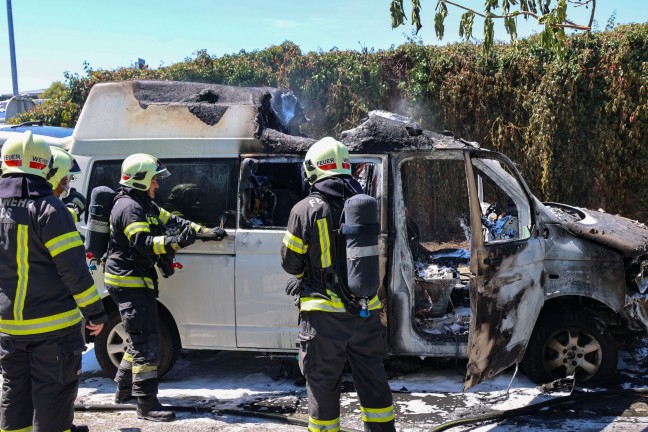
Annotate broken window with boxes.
[238,158,381,230]
[471,157,532,243]
[400,157,471,337]
[239,159,307,229]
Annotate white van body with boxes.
[67,81,648,389]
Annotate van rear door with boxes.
[464,152,545,389]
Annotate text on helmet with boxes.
[3,154,22,167]
[317,157,338,171]
[30,156,50,170]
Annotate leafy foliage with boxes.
[391,0,595,54]
[12,25,648,221]
[41,81,68,99]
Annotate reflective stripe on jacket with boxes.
[0,176,107,337]
[104,188,193,289]
[280,188,380,313]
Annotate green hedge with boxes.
[15,24,648,220]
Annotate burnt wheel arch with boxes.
[521,310,618,385]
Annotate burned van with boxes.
[66,80,648,389]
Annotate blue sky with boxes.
[1,0,646,94]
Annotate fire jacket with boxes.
[104,188,203,290]
[281,175,381,313]
[0,175,107,337]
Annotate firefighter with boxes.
[46,146,86,222]
[280,137,396,432]
[0,131,107,432]
[105,153,226,422]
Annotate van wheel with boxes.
[521,311,617,385]
[94,309,181,379]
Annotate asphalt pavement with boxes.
[74,346,648,432]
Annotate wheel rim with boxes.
[542,327,603,381]
[106,322,129,368]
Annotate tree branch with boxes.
[439,0,593,32]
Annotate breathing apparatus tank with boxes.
[84,186,116,262]
[340,193,380,317]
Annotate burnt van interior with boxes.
[238,159,381,230]
[400,157,472,338]
[400,155,531,340]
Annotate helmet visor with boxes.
[154,160,171,180]
[69,158,81,175]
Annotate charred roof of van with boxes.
[131,81,478,154]
[71,80,480,156]
[132,80,307,134]
[261,110,480,154]
[72,81,310,148]
[339,111,479,153]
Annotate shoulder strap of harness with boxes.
[308,191,358,309]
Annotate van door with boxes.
[234,156,386,350]
[84,158,239,349]
[464,152,545,389]
[234,156,308,350]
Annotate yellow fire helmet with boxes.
[1,131,52,178]
[303,137,351,185]
[120,153,170,191]
[46,146,81,191]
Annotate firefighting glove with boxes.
[200,227,227,241]
[167,226,196,251]
[63,188,87,218]
[285,276,304,297]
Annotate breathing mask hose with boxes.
[426,387,648,432]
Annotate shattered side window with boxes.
[238,159,381,230]
[352,162,379,199]
[239,161,308,229]
[401,157,472,336]
[472,157,532,243]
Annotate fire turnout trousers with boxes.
[0,328,84,432]
[298,310,396,432]
[106,285,160,397]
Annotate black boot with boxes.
[115,387,137,404]
[71,425,89,432]
[136,395,176,422]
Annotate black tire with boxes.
[521,310,618,385]
[93,308,181,380]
